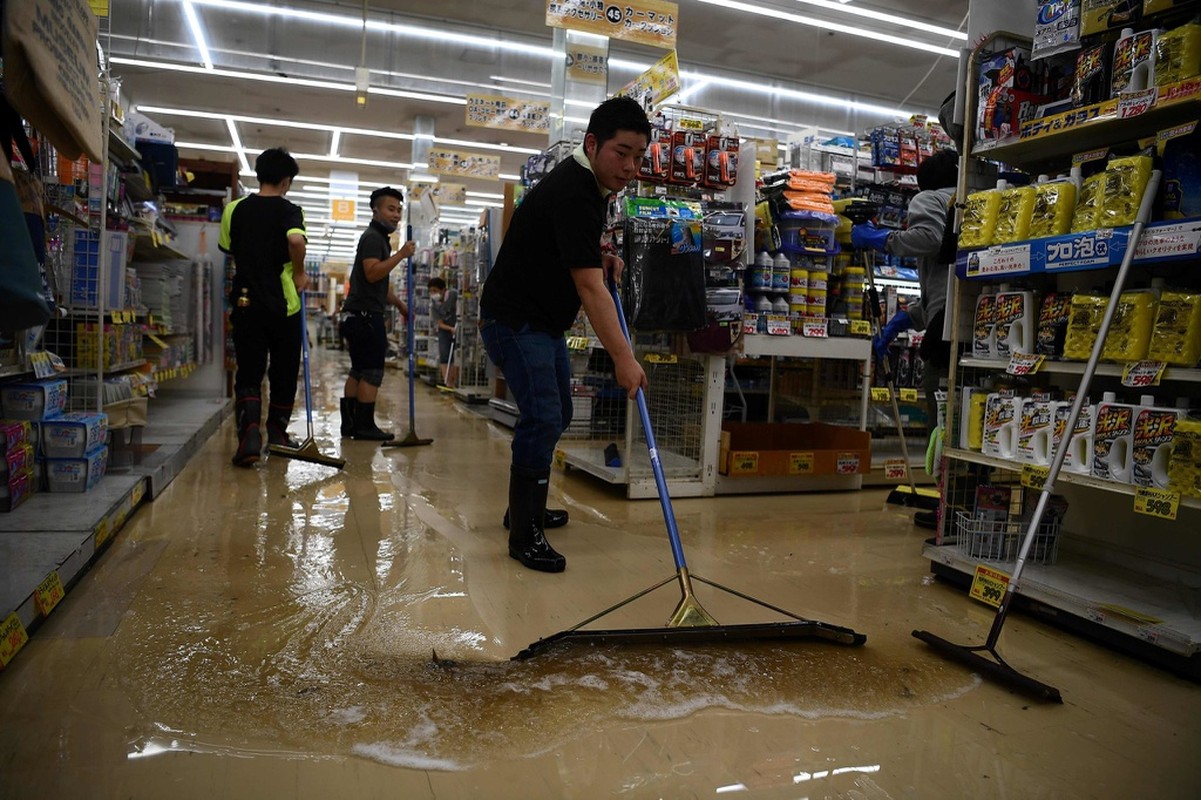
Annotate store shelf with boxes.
[943,446,1201,511]
[107,128,140,166]
[956,217,1201,280]
[922,541,1201,661]
[971,77,1201,170]
[556,443,710,499]
[153,362,198,384]
[715,472,863,494]
[959,357,1201,383]
[742,334,871,360]
[45,202,90,227]
[132,233,188,262]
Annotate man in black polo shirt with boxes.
[480,96,650,573]
[220,147,308,467]
[340,186,416,441]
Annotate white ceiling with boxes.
[104,0,969,252]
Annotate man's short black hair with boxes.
[370,186,404,210]
[427,277,446,290]
[255,147,300,185]
[917,148,959,192]
[586,96,652,148]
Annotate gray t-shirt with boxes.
[431,287,458,328]
[885,187,955,331]
[343,221,392,314]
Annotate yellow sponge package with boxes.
[993,186,1037,244]
[960,188,1002,248]
[1155,21,1201,87]
[1063,293,1108,360]
[1102,155,1154,227]
[1102,290,1158,362]
[1168,418,1201,499]
[1071,172,1106,232]
[1029,181,1078,238]
[1148,291,1201,366]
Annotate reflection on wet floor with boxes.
[2,347,1200,799]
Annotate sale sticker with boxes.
[788,451,814,475]
[1133,486,1179,521]
[884,457,908,480]
[1021,464,1051,490]
[34,571,65,617]
[970,564,1010,608]
[1007,352,1045,376]
[1121,360,1166,388]
[0,613,28,669]
[850,320,872,336]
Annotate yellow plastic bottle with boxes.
[960,180,1006,248]
[993,185,1037,244]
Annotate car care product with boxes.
[1037,291,1073,358]
[974,286,998,358]
[1101,154,1155,227]
[994,284,1035,358]
[1167,416,1201,499]
[1092,392,1140,482]
[983,391,1020,458]
[1111,27,1159,97]
[959,181,1005,248]
[1133,397,1189,488]
[1017,393,1058,464]
[994,185,1037,244]
[1063,293,1108,360]
[1102,284,1159,362]
[1058,395,1096,474]
[1071,171,1107,232]
[1148,289,1201,366]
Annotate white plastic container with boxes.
[1132,398,1189,489]
[1057,397,1097,475]
[994,284,1035,358]
[983,392,1020,459]
[45,445,108,493]
[1017,395,1059,464]
[40,412,109,459]
[973,287,997,359]
[1092,393,1145,483]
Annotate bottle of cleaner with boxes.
[1059,396,1097,475]
[1030,398,1070,466]
[1017,393,1057,464]
[973,287,998,359]
[1132,397,1190,488]
[983,391,1020,459]
[773,253,792,294]
[1092,392,1140,482]
[994,283,1035,358]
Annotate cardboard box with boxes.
[719,422,872,477]
[41,412,108,459]
[977,48,1048,141]
[104,397,149,429]
[45,446,108,493]
[0,379,68,421]
[0,420,33,454]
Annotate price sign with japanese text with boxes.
[1021,464,1051,490]
[1133,486,1179,521]
[899,388,919,403]
[730,451,759,475]
[871,387,891,403]
[34,571,65,617]
[644,353,678,364]
[1121,360,1166,388]
[884,458,907,480]
[1044,230,1113,270]
[1007,352,1045,376]
[1117,87,1156,118]
[850,320,872,336]
[789,451,814,475]
[766,314,791,336]
[801,318,828,338]
[0,613,28,668]
[970,564,1010,608]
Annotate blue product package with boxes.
[1160,120,1201,219]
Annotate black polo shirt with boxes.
[481,157,608,334]
[219,194,306,317]
[343,220,393,314]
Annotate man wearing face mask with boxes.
[339,186,417,441]
[479,96,651,573]
[427,276,458,388]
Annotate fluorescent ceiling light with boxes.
[224,118,250,173]
[792,0,967,40]
[466,190,504,200]
[675,79,711,105]
[329,130,341,157]
[695,0,958,58]
[181,2,214,70]
[490,75,552,89]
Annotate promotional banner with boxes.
[615,49,680,107]
[466,95,551,133]
[428,149,502,180]
[329,170,359,223]
[566,44,609,84]
[546,0,678,50]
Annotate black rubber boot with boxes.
[266,402,299,448]
[232,391,262,467]
[340,397,356,438]
[507,465,565,573]
[503,507,568,530]
[353,401,394,441]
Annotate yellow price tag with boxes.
[95,517,112,548]
[850,320,872,336]
[1133,486,1179,521]
[34,571,65,617]
[131,480,145,506]
[644,353,678,365]
[1021,464,1050,490]
[566,336,590,351]
[969,564,1010,608]
[871,387,891,402]
[678,117,705,131]
[553,449,566,469]
[899,388,919,403]
[788,451,814,475]
[730,451,759,475]
[1121,360,1166,389]
[0,612,29,668]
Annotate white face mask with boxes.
[430,292,443,302]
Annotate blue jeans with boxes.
[479,320,572,471]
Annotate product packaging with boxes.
[994,286,1035,358]
[1112,27,1160,96]
[1058,399,1096,474]
[1063,293,1108,360]
[1167,417,1201,498]
[1092,392,1140,482]
[983,392,1021,458]
[1160,120,1201,218]
[0,379,69,421]
[41,412,109,459]
[1102,289,1158,362]
[974,486,1014,553]
[1071,43,1112,106]
[960,387,989,450]
[1154,21,1201,87]
[45,445,109,493]
[1029,179,1079,238]
[670,131,705,186]
[1070,172,1107,232]
[1148,290,1201,365]
[960,186,1004,247]
[974,287,998,358]
[1082,0,1141,37]
[993,185,1037,244]
[704,135,739,189]
[1037,292,1074,357]
[1101,154,1154,227]
[0,420,33,454]
[1017,393,1059,464]
[1132,399,1188,488]
[1034,1,1084,61]
[977,48,1045,141]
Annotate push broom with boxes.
[268,294,347,469]
[841,199,939,510]
[913,170,1163,703]
[513,280,867,659]
[383,225,433,448]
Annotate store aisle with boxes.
[1,347,1198,799]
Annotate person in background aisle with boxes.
[851,148,959,529]
[339,186,417,441]
[220,147,309,468]
[428,276,458,388]
[479,96,650,573]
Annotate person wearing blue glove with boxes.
[853,149,960,530]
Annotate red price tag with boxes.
[884,458,907,480]
[1118,88,1156,119]
[802,319,828,338]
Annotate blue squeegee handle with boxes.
[607,280,688,572]
[406,224,417,429]
[299,293,314,438]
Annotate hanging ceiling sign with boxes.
[614,49,680,107]
[466,95,552,133]
[546,0,678,50]
[566,44,609,84]
[329,170,358,223]
[428,149,502,181]
[437,183,468,205]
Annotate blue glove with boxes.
[851,223,891,253]
[873,309,912,362]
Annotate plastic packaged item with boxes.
[1034,1,1083,61]
[772,296,791,315]
[1148,290,1201,366]
[1082,0,1141,37]
[1016,394,1059,464]
[1070,171,1106,232]
[994,285,1035,358]
[45,445,109,493]
[0,379,69,421]
[993,185,1037,244]
[1112,27,1159,97]
[772,253,792,292]
[704,135,740,189]
[1071,42,1112,106]
[0,420,33,454]
[973,287,998,359]
[1132,398,1189,488]
[754,294,773,313]
[1155,21,1201,87]
[1092,392,1142,482]
[1029,179,1078,238]
[1101,154,1154,227]
[1030,400,1071,464]
[1037,292,1073,357]
[1167,417,1201,498]
[789,267,809,299]
[1160,120,1201,219]
[41,412,109,459]
[1058,399,1096,474]
[983,392,1021,458]
[959,185,1004,247]
[977,48,1045,141]
[1101,288,1158,362]
[960,387,989,450]
[1063,293,1108,360]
